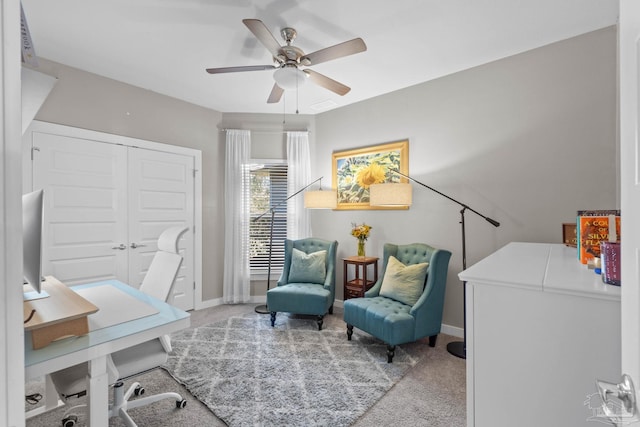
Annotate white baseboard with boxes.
[196,295,264,310]
[195,297,224,310]
[250,296,266,304]
[441,323,464,339]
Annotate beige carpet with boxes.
[25,304,466,426]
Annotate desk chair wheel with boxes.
[177,399,187,409]
[62,414,77,427]
[134,385,145,396]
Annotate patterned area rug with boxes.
[163,312,426,426]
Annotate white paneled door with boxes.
[30,130,195,310]
[32,132,129,284]
[619,0,640,425]
[127,147,194,309]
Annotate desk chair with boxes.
[49,226,189,427]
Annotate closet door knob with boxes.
[130,242,146,249]
[111,244,127,250]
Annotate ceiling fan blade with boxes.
[267,83,284,103]
[243,19,282,58]
[206,65,276,74]
[302,38,367,66]
[304,69,351,96]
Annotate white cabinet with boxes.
[462,242,621,427]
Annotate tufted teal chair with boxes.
[267,238,338,330]
[343,242,451,362]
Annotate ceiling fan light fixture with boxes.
[273,66,307,90]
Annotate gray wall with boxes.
[313,26,617,328]
[28,26,617,330]
[31,58,224,301]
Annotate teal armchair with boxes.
[343,242,451,362]
[267,238,338,330]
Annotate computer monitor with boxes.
[23,189,47,300]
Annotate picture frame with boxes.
[563,223,577,247]
[332,140,409,210]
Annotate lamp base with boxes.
[254,304,270,314]
[446,340,466,359]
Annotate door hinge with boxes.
[31,146,40,160]
[193,169,198,177]
[193,281,196,289]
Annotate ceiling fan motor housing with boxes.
[280,27,297,44]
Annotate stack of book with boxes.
[576,209,621,265]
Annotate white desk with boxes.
[25,279,190,427]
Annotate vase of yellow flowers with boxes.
[351,223,372,258]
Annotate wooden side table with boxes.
[343,256,379,300]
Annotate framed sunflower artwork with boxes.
[332,140,409,210]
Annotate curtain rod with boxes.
[220,128,310,134]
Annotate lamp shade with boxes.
[273,66,307,90]
[304,190,337,209]
[369,183,412,206]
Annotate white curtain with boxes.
[286,131,312,239]
[223,130,251,303]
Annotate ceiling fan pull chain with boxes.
[296,73,300,114]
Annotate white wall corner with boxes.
[21,67,57,134]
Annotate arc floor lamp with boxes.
[370,171,499,359]
[253,176,336,314]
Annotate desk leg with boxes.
[25,375,65,419]
[44,374,60,408]
[87,355,109,427]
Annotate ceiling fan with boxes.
[206,19,367,104]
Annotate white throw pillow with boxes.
[379,256,429,306]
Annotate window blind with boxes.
[249,163,288,273]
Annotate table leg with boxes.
[343,260,348,299]
[373,262,378,284]
[362,263,368,297]
[87,355,109,427]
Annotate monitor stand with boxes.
[23,282,50,301]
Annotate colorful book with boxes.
[576,210,621,264]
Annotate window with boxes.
[249,163,288,275]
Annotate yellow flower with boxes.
[351,223,372,241]
[356,162,386,189]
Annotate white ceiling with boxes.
[21,0,618,115]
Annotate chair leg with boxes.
[387,345,396,363]
[270,312,276,327]
[328,304,334,315]
[109,378,187,427]
[316,315,324,331]
[347,324,353,341]
[429,334,438,347]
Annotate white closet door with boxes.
[31,130,196,311]
[127,147,195,310]
[32,132,128,284]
